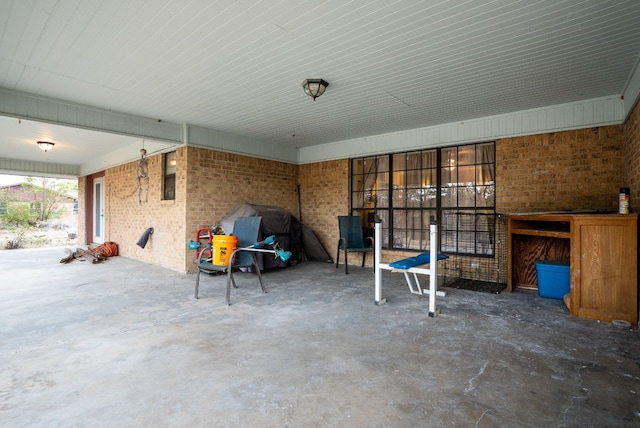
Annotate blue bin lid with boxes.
[534,260,569,267]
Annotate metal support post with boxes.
[428,221,439,317]
[374,218,385,305]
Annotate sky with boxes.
[0,175,77,187]
[0,174,25,186]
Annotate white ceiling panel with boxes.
[0,115,143,164]
[1,0,640,173]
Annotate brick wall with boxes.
[624,99,640,212]
[496,126,626,213]
[298,127,629,272]
[103,147,187,271]
[184,147,300,270]
[85,146,301,272]
[81,115,638,274]
[298,159,350,263]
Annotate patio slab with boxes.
[1,247,638,427]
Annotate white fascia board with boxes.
[79,140,182,177]
[187,124,297,164]
[298,96,625,164]
[623,58,640,120]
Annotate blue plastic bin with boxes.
[534,260,570,299]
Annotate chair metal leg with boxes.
[225,255,267,306]
[345,250,349,274]
[336,245,341,269]
[230,272,238,288]
[195,269,201,299]
[226,269,233,306]
[361,251,366,267]
[252,254,267,294]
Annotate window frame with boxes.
[350,142,496,257]
[163,151,176,201]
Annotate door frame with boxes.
[92,177,105,244]
[85,172,106,244]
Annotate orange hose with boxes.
[91,241,119,258]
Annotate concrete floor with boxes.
[1,247,639,428]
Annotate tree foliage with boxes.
[0,177,78,226]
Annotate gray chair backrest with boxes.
[232,216,262,266]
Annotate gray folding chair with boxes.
[195,216,266,305]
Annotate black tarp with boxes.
[221,204,332,269]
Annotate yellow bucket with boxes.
[212,235,238,266]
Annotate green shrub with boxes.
[5,229,26,249]
[1,203,38,227]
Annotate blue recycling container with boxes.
[534,260,570,299]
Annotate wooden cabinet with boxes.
[508,213,638,325]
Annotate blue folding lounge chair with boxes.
[195,216,266,305]
[336,215,374,274]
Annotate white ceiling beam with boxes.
[0,88,183,144]
[0,157,79,178]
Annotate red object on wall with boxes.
[195,228,213,260]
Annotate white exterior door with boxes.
[92,177,105,244]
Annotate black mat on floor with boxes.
[446,279,506,294]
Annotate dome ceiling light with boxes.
[301,79,329,101]
[37,141,55,152]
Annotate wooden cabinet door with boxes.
[571,216,637,325]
